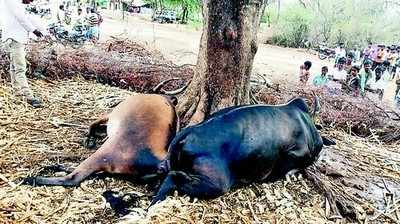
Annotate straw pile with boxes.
[1,76,399,223]
[252,83,400,143]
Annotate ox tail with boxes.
[24,141,115,187]
[321,136,336,146]
[311,94,321,118]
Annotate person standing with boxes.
[57,4,66,25]
[334,43,346,65]
[363,44,373,64]
[372,45,386,71]
[347,65,361,96]
[373,67,391,101]
[359,60,373,96]
[387,48,398,78]
[326,57,348,95]
[353,47,361,64]
[299,61,312,84]
[1,0,44,107]
[85,8,100,41]
[312,66,329,87]
[395,68,400,100]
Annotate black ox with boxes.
[151,97,335,205]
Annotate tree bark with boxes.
[178,0,267,125]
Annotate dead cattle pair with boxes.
[24,80,185,187]
[151,97,336,206]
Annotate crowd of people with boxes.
[300,43,400,109]
[1,0,103,108]
[54,1,103,41]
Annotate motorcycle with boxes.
[48,23,90,48]
[317,45,336,60]
[38,8,52,19]
[26,5,52,19]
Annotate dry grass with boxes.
[0,76,399,223]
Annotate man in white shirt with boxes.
[57,4,66,25]
[334,43,346,65]
[326,57,348,95]
[1,0,43,107]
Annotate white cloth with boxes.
[354,50,361,61]
[370,71,391,91]
[57,10,66,24]
[335,47,346,59]
[326,68,347,90]
[0,0,38,44]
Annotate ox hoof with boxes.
[102,190,140,217]
[22,177,37,186]
[285,169,301,184]
[84,136,97,149]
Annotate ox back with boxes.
[152,98,328,205]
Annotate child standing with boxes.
[299,61,312,84]
[313,66,329,87]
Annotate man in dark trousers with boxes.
[1,0,44,107]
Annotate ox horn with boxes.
[152,78,191,95]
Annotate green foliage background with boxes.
[141,0,400,48]
[267,0,400,48]
[143,0,201,24]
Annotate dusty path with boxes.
[99,10,327,79]
[99,10,397,107]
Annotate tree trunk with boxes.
[177,0,267,125]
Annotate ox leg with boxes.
[85,115,109,149]
[267,145,312,182]
[150,171,229,207]
[24,149,110,187]
[150,173,177,206]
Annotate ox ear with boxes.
[163,95,178,106]
[170,96,178,106]
[287,97,309,113]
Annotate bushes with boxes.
[268,0,400,49]
[270,5,312,48]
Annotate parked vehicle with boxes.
[317,45,336,60]
[48,23,92,48]
[26,4,52,19]
[152,10,177,23]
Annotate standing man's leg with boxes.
[8,39,41,107]
[396,84,400,98]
